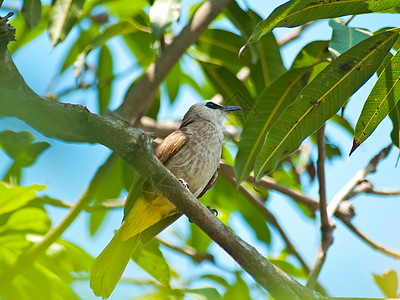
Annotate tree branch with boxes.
[114,0,233,124]
[327,144,392,218]
[307,124,334,291]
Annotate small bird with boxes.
[90,101,241,298]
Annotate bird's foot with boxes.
[178,178,190,190]
[206,206,218,217]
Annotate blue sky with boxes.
[1,0,400,298]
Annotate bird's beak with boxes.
[222,106,242,113]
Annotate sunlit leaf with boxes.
[389,102,400,149]
[89,158,123,236]
[269,259,307,280]
[291,41,331,69]
[21,0,42,29]
[60,23,100,72]
[132,240,171,286]
[247,0,400,44]
[149,0,180,39]
[3,207,51,234]
[177,287,222,300]
[124,31,155,68]
[329,19,372,58]
[200,62,253,119]
[201,274,230,288]
[223,272,251,300]
[235,67,314,185]
[0,182,45,214]
[165,61,181,103]
[254,28,400,180]
[352,49,400,154]
[48,0,84,46]
[373,270,398,298]
[97,45,113,112]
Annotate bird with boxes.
[89,100,242,298]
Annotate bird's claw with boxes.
[206,206,218,217]
[178,178,189,190]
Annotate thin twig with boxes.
[156,237,214,263]
[338,217,400,259]
[306,124,334,291]
[277,22,315,47]
[35,196,124,211]
[327,144,392,218]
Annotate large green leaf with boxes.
[373,270,398,298]
[200,62,253,119]
[177,288,222,300]
[132,240,171,286]
[0,182,45,214]
[48,0,85,46]
[165,61,181,104]
[1,207,51,234]
[9,6,50,54]
[352,49,400,154]
[193,28,249,73]
[234,67,314,185]
[223,272,251,300]
[97,45,113,113]
[328,19,372,58]
[254,28,400,180]
[225,3,285,91]
[389,102,400,148]
[21,0,42,29]
[89,158,123,236]
[149,0,180,39]
[247,0,400,44]
[123,31,155,68]
[60,23,100,73]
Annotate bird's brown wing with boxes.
[197,166,219,199]
[155,129,188,164]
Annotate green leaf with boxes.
[48,0,84,46]
[132,240,171,286]
[189,222,212,253]
[291,40,331,69]
[0,130,50,167]
[389,102,400,148]
[254,28,400,180]
[149,0,180,39]
[269,259,307,280]
[192,29,248,73]
[235,67,314,185]
[249,31,287,93]
[352,48,400,154]
[3,207,51,234]
[177,288,222,300]
[89,158,123,236]
[0,182,45,215]
[60,23,100,73]
[124,31,155,68]
[9,6,50,54]
[200,62,253,119]
[330,114,354,136]
[329,19,372,58]
[373,270,398,298]
[223,272,251,300]
[201,274,230,288]
[247,0,400,44]
[21,0,42,29]
[97,45,113,112]
[165,61,181,103]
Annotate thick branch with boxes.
[114,0,233,123]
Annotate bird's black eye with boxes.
[205,102,222,109]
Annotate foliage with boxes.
[1,0,400,299]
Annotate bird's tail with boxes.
[89,227,140,299]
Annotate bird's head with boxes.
[181,101,242,128]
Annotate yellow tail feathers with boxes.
[89,229,139,299]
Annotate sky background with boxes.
[1,0,400,298]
